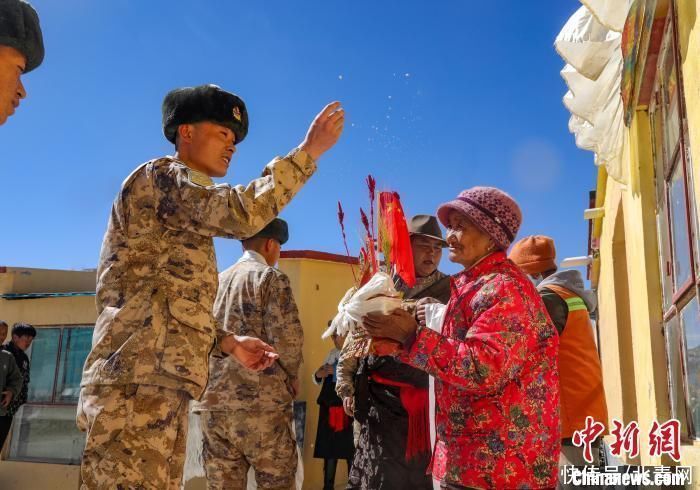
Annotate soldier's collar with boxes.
[169,155,216,187]
[188,168,215,187]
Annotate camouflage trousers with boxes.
[76,384,189,490]
[200,409,297,490]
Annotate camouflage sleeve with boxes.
[262,270,304,381]
[210,278,234,357]
[335,334,359,399]
[155,152,316,239]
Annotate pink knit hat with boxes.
[437,187,522,250]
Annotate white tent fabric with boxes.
[582,0,633,31]
[555,1,633,184]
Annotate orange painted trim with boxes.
[280,250,359,265]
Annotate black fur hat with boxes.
[0,0,44,72]
[162,84,249,145]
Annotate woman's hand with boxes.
[361,308,418,343]
[415,297,441,327]
[315,364,334,379]
[1,390,12,408]
[343,396,355,417]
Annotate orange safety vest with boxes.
[544,284,609,439]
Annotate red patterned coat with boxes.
[402,251,560,489]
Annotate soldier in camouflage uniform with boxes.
[194,217,303,490]
[77,84,344,490]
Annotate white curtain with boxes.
[555,1,633,184]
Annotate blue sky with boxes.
[1,0,595,276]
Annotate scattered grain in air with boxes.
[404,73,411,78]
[338,75,344,80]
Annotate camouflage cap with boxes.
[162,84,248,145]
[0,0,44,72]
[249,218,289,245]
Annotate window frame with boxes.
[650,2,700,440]
[6,324,94,465]
[652,11,697,309]
[25,325,93,406]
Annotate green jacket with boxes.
[0,351,23,417]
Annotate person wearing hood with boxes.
[509,235,608,472]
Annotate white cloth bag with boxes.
[423,303,447,490]
[322,272,403,339]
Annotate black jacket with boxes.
[2,342,30,417]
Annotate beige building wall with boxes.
[595,112,668,466]
[0,253,356,490]
[0,267,96,488]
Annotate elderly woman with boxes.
[363,187,560,489]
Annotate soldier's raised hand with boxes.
[299,101,345,161]
[223,335,279,371]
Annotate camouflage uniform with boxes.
[76,384,188,490]
[78,151,315,490]
[193,250,304,489]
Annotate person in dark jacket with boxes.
[0,322,35,448]
[0,349,23,436]
[313,330,355,490]
[336,215,452,490]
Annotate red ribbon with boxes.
[328,406,350,432]
[370,373,430,460]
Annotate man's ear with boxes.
[177,124,194,144]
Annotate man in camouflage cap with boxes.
[77,84,344,489]
[194,218,303,489]
[0,0,44,126]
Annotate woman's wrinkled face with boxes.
[445,211,495,269]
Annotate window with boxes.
[8,326,93,464]
[650,5,700,439]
